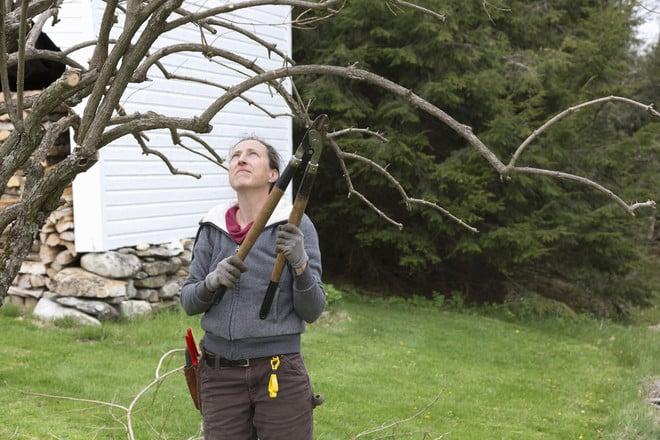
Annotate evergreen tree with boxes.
[294,0,657,316]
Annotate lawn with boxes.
[0,289,658,439]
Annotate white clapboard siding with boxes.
[42,0,293,252]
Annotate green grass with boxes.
[0,290,658,439]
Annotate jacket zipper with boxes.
[227,244,240,341]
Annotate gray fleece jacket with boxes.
[180,198,326,360]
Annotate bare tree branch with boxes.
[509,96,660,167]
[78,0,174,143]
[389,0,446,21]
[26,5,62,48]
[169,129,228,171]
[164,0,341,32]
[23,114,80,197]
[512,166,657,215]
[327,137,403,229]
[6,47,87,70]
[15,0,30,122]
[206,18,294,64]
[3,0,59,33]
[352,393,443,439]
[155,69,293,120]
[20,348,188,440]
[328,127,389,142]
[91,0,119,69]
[336,145,479,232]
[132,43,305,123]
[0,0,20,127]
[0,201,22,236]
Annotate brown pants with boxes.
[198,353,314,440]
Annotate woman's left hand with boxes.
[276,223,308,271]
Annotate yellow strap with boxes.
[268,356,280,398]
[268,373,279,398]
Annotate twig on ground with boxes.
[352,393,443,439]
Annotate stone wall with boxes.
[8,238,193,325]
[33,240,192,325]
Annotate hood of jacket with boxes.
[199,197,293,233]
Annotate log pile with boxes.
[39,190,76,280]
[3,90,75,308]
[7,186,77,306]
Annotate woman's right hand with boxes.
[204,255,248,291]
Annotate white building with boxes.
[42,0,294,252]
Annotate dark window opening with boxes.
[0,31,66,91]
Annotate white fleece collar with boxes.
[199,197,293,233]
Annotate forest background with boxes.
[294,0,660,319]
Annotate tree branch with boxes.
[328,127,389,142]
[352,393,442,439]
[6,47,87,71]
[388,0,446,21]
[169,129,228,171]
[15,0,30,123]
[164,0,341,32]
[23,114,80,197]
[90,0,118,69]
[26,5,63,48]
[194,64,655,219]
[327,137,403,229]
[132,43,305,123]
[0,201,23,236]
[337,145,478,232]
[20,348,189,440]
[512,166,657,215]
[78,0,172,143]
[0,0,19,128]
[155,69,293,120]
[509,96,660,167]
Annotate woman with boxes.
[180,137,326,440]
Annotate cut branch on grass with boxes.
[351,392,443,439]
[20,348,191,440]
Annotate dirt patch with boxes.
[643,377,660,408]
[315,309,351,328]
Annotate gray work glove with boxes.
[204,255,247,291]
[276,223,309,271]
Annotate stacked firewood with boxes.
[9,186,76,306]
[39,187,76,278]
[2,90,73,307]
[0,169,25,211]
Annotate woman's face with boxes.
[228,139,278,192]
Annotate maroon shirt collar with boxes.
[225,205,253,244]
